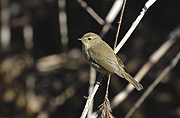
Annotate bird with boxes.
[78,32,143,91]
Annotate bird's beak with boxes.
[77,38,82,41]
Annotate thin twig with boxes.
[113,0,127,50]
[115,0,157,54]
[97,1,127,117]
[106,0,126,100]
[105,75,111,98]
[111,23,180,109]
[125,51,180,118]
[106,0,126,101]
[97,1,127,115]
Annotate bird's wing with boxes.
[88,44,121,74]
[116,55,125,68]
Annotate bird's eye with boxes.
[88,38,91,40]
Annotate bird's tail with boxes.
[124,72,143,91]
[117,69,143,91]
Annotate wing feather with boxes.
[89,42,121,74]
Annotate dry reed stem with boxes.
[114,0,157,54]
[59,0,69,51]
[77,0,105,25]
[111,23,180,109]
[125,51,180,118]
[0,0,11,51]
[87,68,96,118]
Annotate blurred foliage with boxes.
[0,0,180,118]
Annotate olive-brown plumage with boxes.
[78,32,143,91]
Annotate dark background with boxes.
[0,0,180,118]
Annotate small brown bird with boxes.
[78,32,143,91]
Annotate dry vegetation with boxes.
[0,0,180,118]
